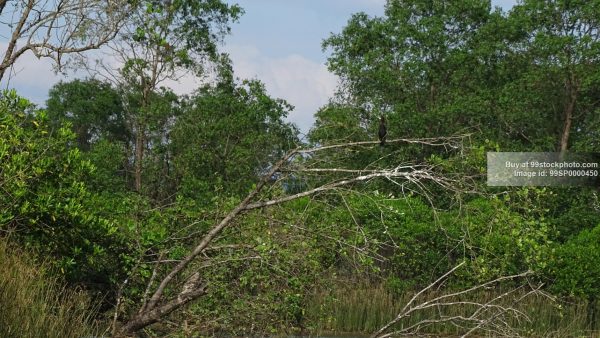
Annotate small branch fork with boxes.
[0,0,130,82]
[371,262,539,338]
[116,136,466,336]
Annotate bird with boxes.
[378,115,387,146]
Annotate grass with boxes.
[306,282,598,337]
[0,239,99,338]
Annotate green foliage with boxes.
[448,193,553,282]
[0,90,127,291]
[548,188,600,241]
[309,104,370,145]
[156,204,328,335]
[117,0,243,200]
[319,0,600,153]
[172,61,298,199]
[46,79,129,150]
[83,139,130,193]
[121,0,243,94]
[547,224,600,299]
[5,0,600,335]
[322,0,501,139]
[129,0,243,73]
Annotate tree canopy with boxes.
[2,0,600,336]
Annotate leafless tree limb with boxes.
[139,252,164,315]
[0,0,130,82]
[117,136,467,335]
[371,261,537,338]
[297,135,468,154]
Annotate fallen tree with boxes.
[114,135,467,336]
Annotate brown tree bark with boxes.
[134,122,145,192]
[0,0,34,83]
[134,83,151,193]
[117,286,207,336]
[115,136,466,336]
[0,0,8,15]
[559,74,579,155]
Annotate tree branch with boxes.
[298,136,467,154]
[118,136,466,335]
[0,0,129,82]
[139,148,299,314]
[372,262,536,338]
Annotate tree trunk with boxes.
[124,141,132,188]
[559,74,579,156]
[134,122,145,192]
[117,286,207,336]
[0,0,8,16]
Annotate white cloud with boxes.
[224,43,338,135]
[0,41,340,135]
[161,72,208,96]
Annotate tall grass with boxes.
[306,282,597,337]
[0,239,98,338]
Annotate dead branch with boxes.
[297,136,468,154]
[0,0,130,82]
[245,167,451,211]
[371,262,537,338]
[117,136,467,336]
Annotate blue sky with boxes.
[221,0,516,134]
[1,0,516,134]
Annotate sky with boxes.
[1,0,516,135]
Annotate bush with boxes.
[0,89,127,293]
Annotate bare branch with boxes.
[298,135,467,155]
[116,149,300,334]
[139,252,165,315]
[371,262,537,338]
[0,0,35,81]
[245,167,447,211]
[0,0,130,82]
[372,262,466,337]
[118,136,467,335]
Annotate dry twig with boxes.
[371,262,538,338]
[117,136,467,335]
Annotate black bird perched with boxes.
[378,115,387,146]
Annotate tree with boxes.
[115,135,463,335]
[121,85,180,198]
[45,79,135,193]
[171,61,299,199]
[0,90,127,292]
[322,0,498,140]
[95,0,242,193]
[321,0,600,154]
[0,0,130,82]
[46,79,128,150]
[547,225,600,329]
[508,0,600,153]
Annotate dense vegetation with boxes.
[1,0,600,336]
